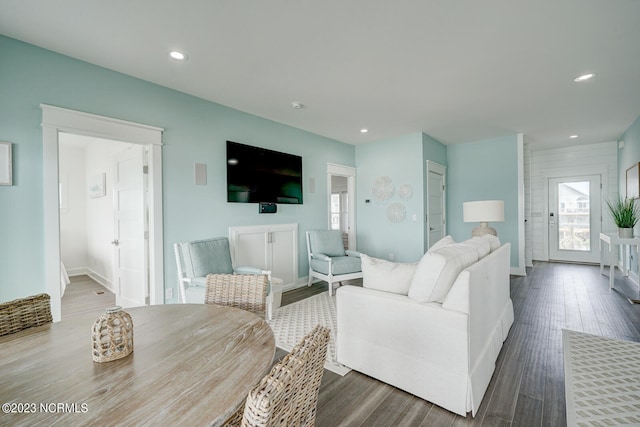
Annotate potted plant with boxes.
[607,196,640,238]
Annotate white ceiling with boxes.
[2,0,639,147]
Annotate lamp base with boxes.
[471,222,497,237]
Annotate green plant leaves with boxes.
[606,197,640,228]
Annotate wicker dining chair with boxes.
[224,324,331,427]
[205,273,269,318]
[0,293,53,336]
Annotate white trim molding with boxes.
[515,134,526,276]
[41,104,164,321]
[327,163,357,250]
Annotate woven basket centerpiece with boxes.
[91,306,133,363]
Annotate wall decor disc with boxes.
[386,202,406,223]
[372,176,395,202]
[398,184,413,199]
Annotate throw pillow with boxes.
[408,243,479,303]
[428,235,455,252]
[481,234,501,251]
[361,254,417,295]
[461,237,491,259]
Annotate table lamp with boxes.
[463,200,504,237]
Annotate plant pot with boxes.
[618,228,634,238]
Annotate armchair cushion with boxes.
[345,250,362,258]
[311,253,332,262]
[361,254,417,295]
[180,238,233,277]
[310,256,361,276]
[309,230,346,257]
[234,266,264,275]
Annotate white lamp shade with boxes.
[463,200,505,223]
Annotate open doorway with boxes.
[59,134,149,309]
[42,104,164,321]
[327,163,356,250]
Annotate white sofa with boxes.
[336,236,514,417]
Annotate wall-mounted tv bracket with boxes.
[259,202,277,214]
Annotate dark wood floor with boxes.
[289,263,640,427]
[64,263,640,426]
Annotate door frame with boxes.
[542,165,608,262]
[327,163,356,250]
[42,104,164,321]
[425,160,447,251]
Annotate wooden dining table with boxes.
[0,304,275,426]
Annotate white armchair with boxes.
[306,230,362,296]
[173,237,272,312]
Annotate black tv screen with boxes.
[226,141,303,204]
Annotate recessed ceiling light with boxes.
[573,73,595,82]
[569,135,579,139]
[290,102,304,109]
[169,51,187,61]
[360,128,368,133]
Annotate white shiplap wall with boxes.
[526,141,618,262]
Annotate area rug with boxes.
[563,329,640,426]
[268,291,351,376]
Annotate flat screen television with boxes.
[226,140,303,204]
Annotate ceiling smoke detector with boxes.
[290,102,304,109]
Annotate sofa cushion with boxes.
[310,230,346,257]
[481,234,501,251]
[461,237,491,259]
[310,256,361,275]
[361,254,417,295]
[408,243,479,303]
[428,235,455,252]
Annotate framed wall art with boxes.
[0,142,12,186]
[88,173,106,198]
[626,163,640,199]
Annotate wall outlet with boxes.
[165,288,173,300]
[389,253,395,260]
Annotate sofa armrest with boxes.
[345,250,361,258]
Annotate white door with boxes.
[426,161,446,249]
[112,145,148,307]
[548,175,601,263]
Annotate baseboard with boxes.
[283,278,308,293]
[511,266,526,276]
[66,267,89,277]
[86,269,115,294]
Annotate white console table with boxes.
[599,232,640,303]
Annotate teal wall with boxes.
[356,132,447,262]
[422,133,447,166]
[0,36,355,302]
[447,135,520,267]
